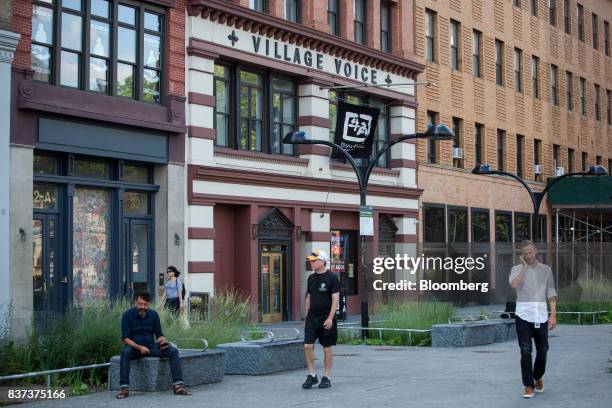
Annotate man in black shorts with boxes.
[302,249,340,389]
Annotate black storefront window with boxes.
[33,182,60,210]
[495,211,512,242]
[214,63,296,156]
[122,163,151,183]
[72,156,110,179]
[423,204,445,242]
[34,154,60,175]
[331,230,358,295]
[471,208,490,243]
[31,0,165,104]
[514,212,531,242]
[124,191,150,215]
[533,214,547,242]
[448,206,468,243]
[328,91,390,167]
[32,151,157,314]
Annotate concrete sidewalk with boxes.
[31,324,611,408]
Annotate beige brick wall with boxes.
[414,0,612,242]
[415,0,612,175]
[0,0,12,31]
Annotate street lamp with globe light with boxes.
[471,163,608,316]
[283,124,454,339]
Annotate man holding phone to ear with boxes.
[116,292,192,399]
[509,241,557,399]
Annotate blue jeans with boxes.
[119,343,184,388]
[515,316,548,388]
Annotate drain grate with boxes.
[471,350,507,353]
[334,353,359,357]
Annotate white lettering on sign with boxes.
[191,20,414,96]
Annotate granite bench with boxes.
[108,349,225,391]
[492,319,517,342]
[432,321,497,347]
[217,339,306,375]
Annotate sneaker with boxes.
[523,386,535,398]
[535,378,544,393]
[116,388,129,399]
[302,374,318,389]
[318,376,332,389]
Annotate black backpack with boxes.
[176,278,186,300]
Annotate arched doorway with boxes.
[257,208,293,322]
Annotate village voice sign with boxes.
[193,20,415,95]
[332,100,379,159]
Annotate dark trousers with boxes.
[515,316,549,388]
[119,343,184,388]
[165,297,180,314]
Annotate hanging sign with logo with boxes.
[332,101,379,160]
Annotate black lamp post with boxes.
[471,164,609,241]
[284,124,454,339]
[471,164,608,316]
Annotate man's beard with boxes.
[137,308,147,318]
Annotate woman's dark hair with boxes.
[167,265,180,277]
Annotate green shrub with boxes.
[557,279,612,325]
[0,290,255,393]
[160,288,256,349]
[338,300,455,346]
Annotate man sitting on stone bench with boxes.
[116,291,192,399]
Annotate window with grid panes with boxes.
[213,63,296,155]
[31,0,164,103]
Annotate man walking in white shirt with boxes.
[509,240,557,399]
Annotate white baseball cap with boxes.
[306,249,329,264]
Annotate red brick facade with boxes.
[11,0,31,70]
[221,0,417,60]
[10,0,185,100]
[167,0,185,96]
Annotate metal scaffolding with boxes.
[552,208,612,301]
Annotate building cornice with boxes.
[189,164,423,200]
[0,30,21,64]
[186,0,424,79]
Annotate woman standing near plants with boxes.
[161,266,184,314]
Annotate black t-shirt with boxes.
[306,271,341,319]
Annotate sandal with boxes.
[173,385,192,396]
[116,388,129,399]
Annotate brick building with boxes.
[183,0,423,321]
[6,0,187,337]
[413,0,612,248]
[0,0,20,332]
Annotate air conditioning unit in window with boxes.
[452,147,463,159]
[555,166,565,176]
[534,164,543,175]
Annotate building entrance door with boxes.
[32,214,60,320]
[260,247,284,323]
